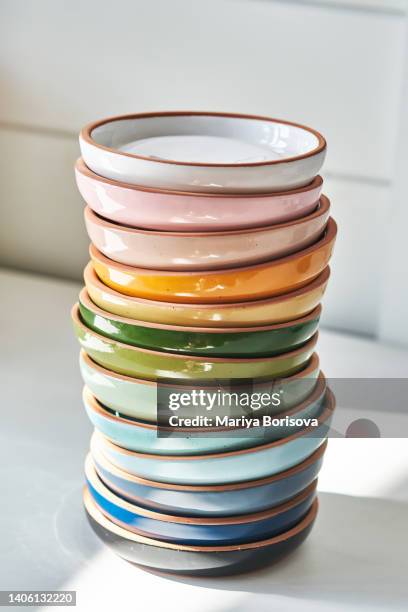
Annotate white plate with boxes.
[80,111,326,193]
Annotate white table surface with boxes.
[1,268,408,611]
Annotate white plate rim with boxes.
[80,110,327,169]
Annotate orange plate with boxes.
[90,218,337,304]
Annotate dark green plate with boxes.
[78,288,321,357]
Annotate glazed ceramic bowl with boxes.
[90,218,336,303]
[82,377,326,454]
[80,350,321,422]
[91,389,334,484]
[84,262,330,327]
[79,112,326,193]
[76,158,323,231]
[86,455,317,545]
[92,435,327,516]
[84,486,319,576]
[83,197,329,270]
[79,289,321,357]
[72,304,318,380]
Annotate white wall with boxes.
[0,0,407,341]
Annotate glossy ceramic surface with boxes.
[84,263,330,326]
[76,158,323,231]
[79,289,321,357]
[92,437,327,517]
[80,350,321,422]
[83,377,326,454]
[86,456,316,545]
[84,487,318,576]
[79,112,326,193]
[84,197,329,270]
[72,304,318,381]
[91,389,334,485]
[90,218,336,303]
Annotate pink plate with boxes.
[75,158,323,232]
[84,196,330,271]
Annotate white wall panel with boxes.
[0,128,88,280]
[379,22,408,346]
[0,0,405,180]
[320,175,389,336]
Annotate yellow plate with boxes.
[85,263,330,327]
[90,218,336,305]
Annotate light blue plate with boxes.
[83,376,326,455]
[90,389,334,485]
[92,438,327,517]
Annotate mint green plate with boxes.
[79,349,321,422]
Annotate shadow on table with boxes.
[153,491,408,611]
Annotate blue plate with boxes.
[85,455,317,545]
[90,388,334,485]
[92,437,327,517]
[83,376,326,455]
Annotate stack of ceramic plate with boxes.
[72,111,337,576]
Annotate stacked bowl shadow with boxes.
[73,112,337,576]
